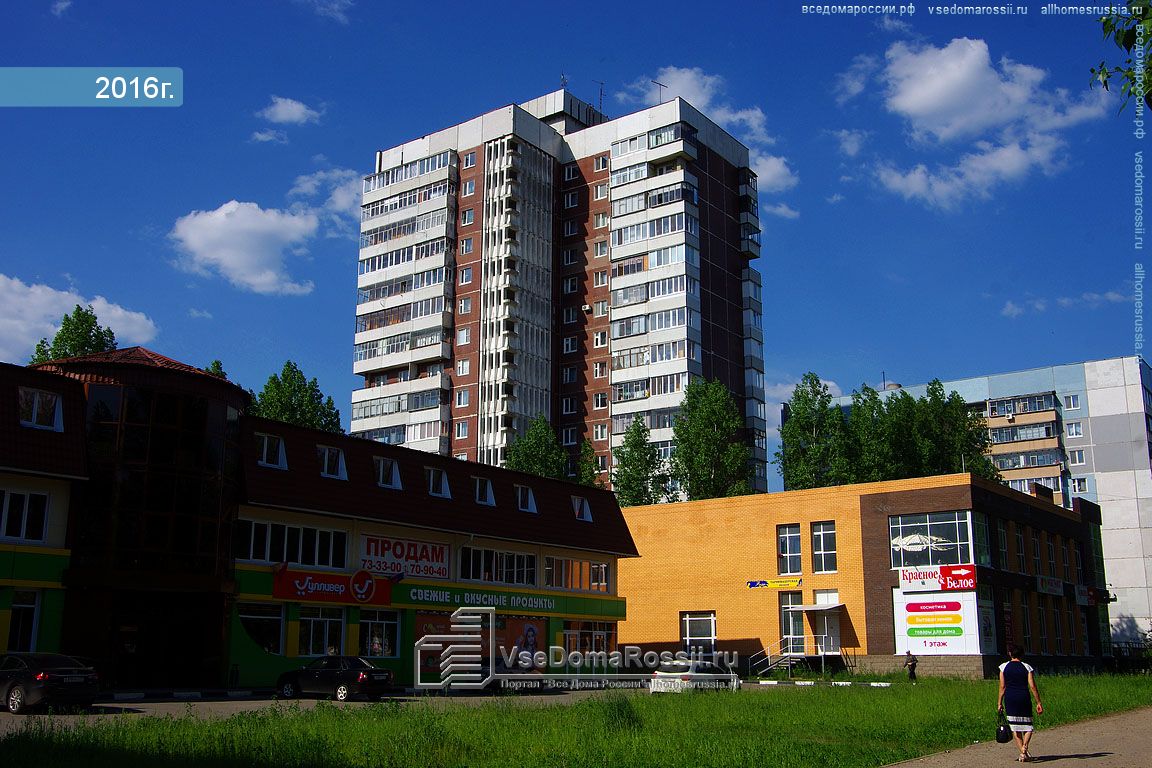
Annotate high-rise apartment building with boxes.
[352,90,767,490]
[834,357,1152,642]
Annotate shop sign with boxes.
[1036,576,1064,596]
[899,564,977,593]
[893,588,980,654]
[360,534,450,580]
[1075,585,1098,606]
[273,565,392,606]
[403,584,558,612]
[747,578,803,589]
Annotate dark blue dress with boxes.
[999,660,1035,732]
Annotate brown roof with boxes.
[241,416,639,557]
[0,362,88,479]
[33,346,215,377]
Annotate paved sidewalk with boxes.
[886,706,1152,767]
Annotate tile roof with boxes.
[32,346,213,377]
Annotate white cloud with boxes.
[0,274,157,363]
[1057,290,1127,308]
[257,96,321,125]
[188,308,213,319]
[169,201,318,295]
[878,16,912,35]
[762,203,800,219]
[1001,301,1024,318]
[833,129,867,157]
[50,0,72,17]
[296,0,352,23]
[749,149,799,193]
[826,194,844,204]
[288,167,362,235]
[835,55,879,106]
[250,129,289,144]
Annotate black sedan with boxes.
[275,656,394,701]
[0,653,100,714]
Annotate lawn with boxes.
[4,675,1151,768]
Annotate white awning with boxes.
[784,603,845,612]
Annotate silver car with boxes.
[648,660,740,693]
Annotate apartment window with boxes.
[593,362,607,378]
[1047,540,1057,576]
[563,276,579,294]
[562,427,577,446]
[563,220,579,237]
[777,524,801,575]
[563,307,578,324]
[257,433,287,469]
[1064,394,1080,410]
[562,396,577,415]
[593,392,608,409]
[426,467,450,498]
[1066,421,1083,438]
[1,490,48,542]
[458,297,471,314]
[1016,529,1027,572]
[974,512,992,567]
[360,609,400,658]
[594,156,609,172]
[562,365,577,384]
[572,495,592,521]
[461,208,474,226]
[462,151,476,168]
[474,477,494,506]
[456,359,470,376]
[516,485,537,513]
[459,237,473,255]
[18,388,61,431]
[374,456,401,489]
[997,520,1008,569]
[1069,449,1085,465]
[1038,596,1049,653]
[564,191,579,208]
[455,389,470,408]
[460,546,536,585]
[238,603,283,655]
[454,421,468,439]
[889,511,971,568]
[234,520,347,568]
[462,179,475,196]
[457,327,471,345]
[1062,541,1071,580]
[811,522,837,573]
[1070,477,1087,493]
[564,163,579,181]
[563,248,578,266]
[594,183,608,199]
[317,446,346,479]
[1020,592,1032,651]
[594,212,608,229]
[563,337,578,354]
[1032,535,1042,575]
[594,240,608,258]
[680,611,717,659]
[593,423,608,440]
[593,331,607,348]
[459,266,472,285]
[594,270,608,287]
[299,607,343,656]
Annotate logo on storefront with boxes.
[350,570,376,603]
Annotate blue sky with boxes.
[0,2,1136,489]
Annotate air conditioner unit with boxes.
[1006,414,1015,422]
[582,304,592,312]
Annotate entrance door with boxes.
[780,592,804,654]
[814,590,840,654]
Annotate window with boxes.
[563,276,579,294]
[375,456,401,489]
[811,522,837,573]
[299,606,343,656]
[474,477,494,505]
[457,327,471,345]
[516,485,537,513]
[594,183,608,199]
[317,445,346,479]
[563,220,579,237]
[456,297,471,315]
[360,609,400,657]
[564,191,579,208]
[563,337,578,354]
[462,151,476,168]
[594,270,608,287]
[234,520,347,568]
[593,392,608,409]
[455,421,468,439]
[461,208,474,226]
[563,307,578,324]
[561,427,577,446]
[594,156,608,172]
[1032,535,1042,575]
[257,433,286,469]
[594,212,609,229]
[572,495,592,521]
[563,248,578,266]
[997,520,1008,569]
[462,179,475,196]
[459,237,473,255]
[18,388,61,431]
[1020,592,1032,651]
[455,389,470,408]
[562,365,577,384]
[456,359,470,376]
[593,331,607,348]
[426,467,450,498]
[681,611,716,659]
[593,361,607,378]
[777,524,801,575]
[1070,477,1088,493]
[1064,394,1080,410]
[0,490,48,542]
[1069,449,1085,465]
[562,397,577,415]
[460,545,536,585]
[239,603,283,655]
[459,266,473,285]
[1016,528,1027,572]
[593,423,608,441]
[1066,421,1083,438]
[889,511,972,568]
[564,164,579,181]
[594,241,609,258]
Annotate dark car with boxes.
[0,653,100,714]
[275,656,394,701]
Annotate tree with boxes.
[575,439,602,488]
[670,378,751,500]
[774,373,852,490]
[29,304,116,364]
[611,415,668,506]
[250,360,342,433]
[846,383,891,484]
[204,360,228,379]
[1091,3,1152,113]
[504,414,566,480]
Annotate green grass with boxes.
[4,676,1151,768]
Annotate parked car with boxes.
[0,653,100,714]
[649,660,740,694]
[275,656,394,701]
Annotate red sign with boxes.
[939,564,976,591]
[273,565,392,606]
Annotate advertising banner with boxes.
[747,578,803,589]
[1036,575,1064,596]
[892,588,981,654]
[360,534,450,579]
[899,564,977,593]
[272,565,392,606]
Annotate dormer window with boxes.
[426,467,450,498]
[375,456,401,489]
[257,433,286,469]
[18,388,61,431]
[516,485,536,513]
[571,495,592,522]
[474,477,494,506]
[317,445,346,479]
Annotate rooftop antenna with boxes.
[652,79,667,104]
[592,79,605,114]
[560,73,568,88]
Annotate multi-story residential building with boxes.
[352,90,767,490]
[833,357,1152,642]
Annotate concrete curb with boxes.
[753,680,892,688]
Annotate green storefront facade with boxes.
[0,544,70,654]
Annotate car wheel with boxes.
[279,681,298,699]
[7,684,27,714]
[334,684,350,702]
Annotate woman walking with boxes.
[997,644,1044,761]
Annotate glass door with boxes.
[780,592,804,654]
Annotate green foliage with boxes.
[775,374,1000,490]
[504,414,566,480]
[670,378,751,500]
[611,414,669,506]
[29,304,116,364]
[204,360,228,379]
[250,360,342,433]
[1091,2,1152,112]
[576,439,602,487]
